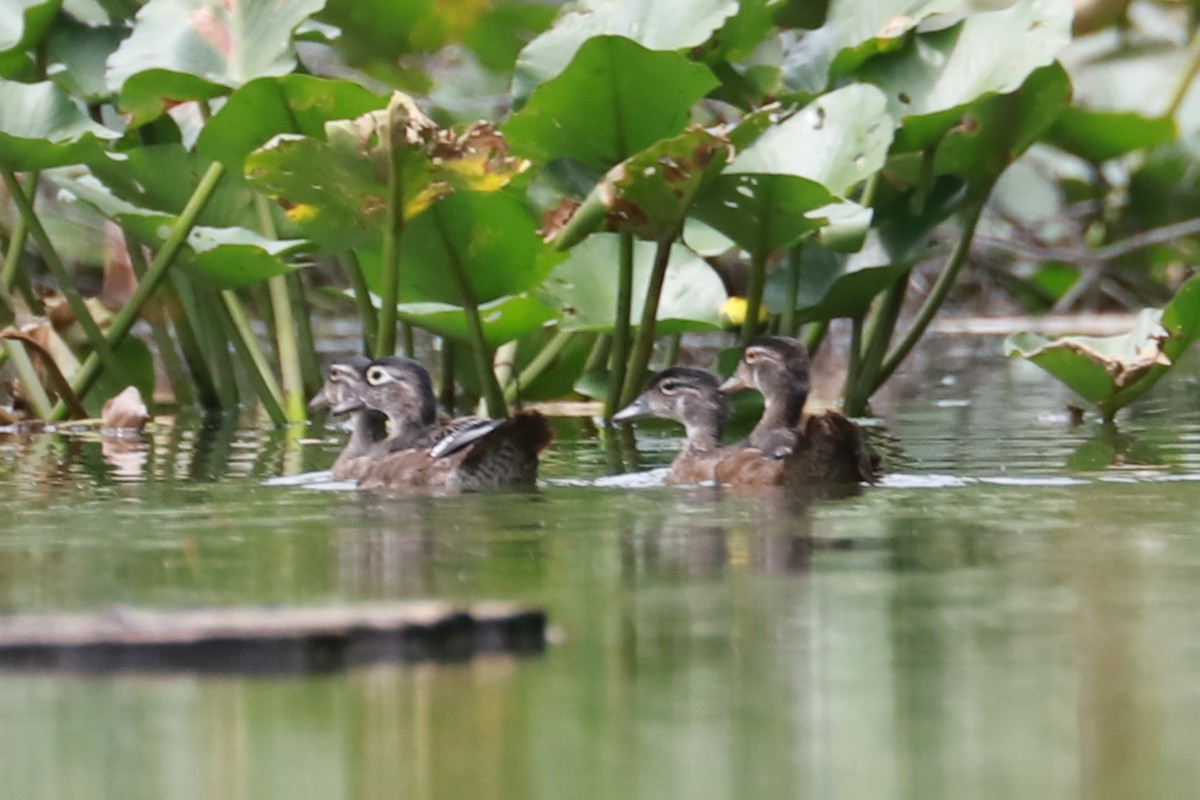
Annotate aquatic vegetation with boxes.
[0,0,1197,425]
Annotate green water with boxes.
[3,340,1200,799]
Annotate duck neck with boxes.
[683,415,724,453]
[755,388,805,435]
[346,410,387,457]
[385,410,434,449]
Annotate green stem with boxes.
[847,275,908,415]
[214,292,286,425]
[3,340,53,420]
[221,289,286,411]
[505,329,572,404]
[1,197,27,291]
[605,232,635,417]
[255,194,304,421]
[166,273,220,409]
[803,319,828,355]
[286,272,322,396]
[341,250,378,355]
[1168,25,1200,118]
[439,340,457,410]
[196,288,239,409]
[739,246,769,347]
[585,334,611,374]
[1,167,127,384]
[49,161,226,420]
[847,313,864,403]
[665,332,682,367]
[432,206,506,417]
[375,109,402,357]
[621,235,674,406]
[780,246,802,336]
[874,196,986,391]
[125,237,192,407]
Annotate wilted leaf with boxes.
[0,79,119,169]
[540,233,726,332]
[504,35,718,170]
[554,128,734,248]
[1005,275,1200,418]
[106,0,327,125]
[100,385,149,432]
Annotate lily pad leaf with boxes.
[46,20,126,102]
[1005,275,1200,418]
[552,128,735,249]
[854,0,1072,152]
[513,0,737,101]
[541,233,726,333]
[247,91,529,251]
[504,35,719,171]
[0,0,61,53]
[197,75,388,170]
[0,79,119,170]
[394,295,556,347]
[106,0,327,125]
[357,188,559,307]
[1046,107,1176,164]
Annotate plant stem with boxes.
[621,235,674,405]
[1,199,28,292]
[375,109,403,357]
[49,161,226,420]
[3,340,53,420]
[438,340,457,410]
[432,206,506,417]
[340,251,378,355]
[780,245,802,336]
[1,167,127,383]
[125,236,192,407]
[847,313,864,404]
[255,195,305,421]
[166,273,220,409]
[605,231,635,417]
[214,292,287,425]
[286,272,322,396]
[846,275,907,415]
[803,319,828,354]
[739,246,769,347]
[1168,25,1200,118]
[585,334,611,374]
[196,288,239,409]
[665,332,682,366]
[221,290,286,410]
[874,197,986,391]
[505,328,572,404]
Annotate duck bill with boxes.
[611,395,651,423]
[330,396,365,415]
[307,385,333,412]
[718,374,749,394]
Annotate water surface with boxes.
[2,337,1200,799]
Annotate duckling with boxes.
[343,357,555,493]
[612,367,737,485]
[308,356,388,480]
[720,336,877,484]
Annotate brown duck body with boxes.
[710,409,875,487]
[357,410,554,493]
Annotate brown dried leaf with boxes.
[101,386,149,433]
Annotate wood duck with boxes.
[308,356,388,480]
[720,336,878,484]
[613,367,738,485]
[340,357,555,493]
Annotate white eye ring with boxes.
[744,348,761,364]
[366,367,390,386]
[660,381,680,395]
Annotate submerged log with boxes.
[0,601,546,674]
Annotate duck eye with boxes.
[366,367,388,385]
[660,380,680,395]
[744,348,761,364]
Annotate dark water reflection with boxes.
[2,338,1200,798]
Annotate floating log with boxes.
[0,601,546,674]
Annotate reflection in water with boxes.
[2,339,1200,799]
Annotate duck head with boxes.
[351,357,439,442]
[613,367,732,450]
[308,355,373,415]
[719,336,811,428]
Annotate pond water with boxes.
[2,334,1200,800]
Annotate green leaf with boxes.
[553,128,734,248]
[0,79,119,170]
[246,91,529,250]
[504,35,719,171]
[0,0,61,53]
[855,0,1072,151]
[512,0,737,101]
[197,76,387,171]
[358,189,559,307]
[395,295,555,347]
[540,233,726,332]
[46,20,127,102]
[1046,108,1176,164]
[88,337,154,417]
[106,0,327,125]
[54,172,306,289]
[691,84,893,254]
[1004,275,1200,417]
